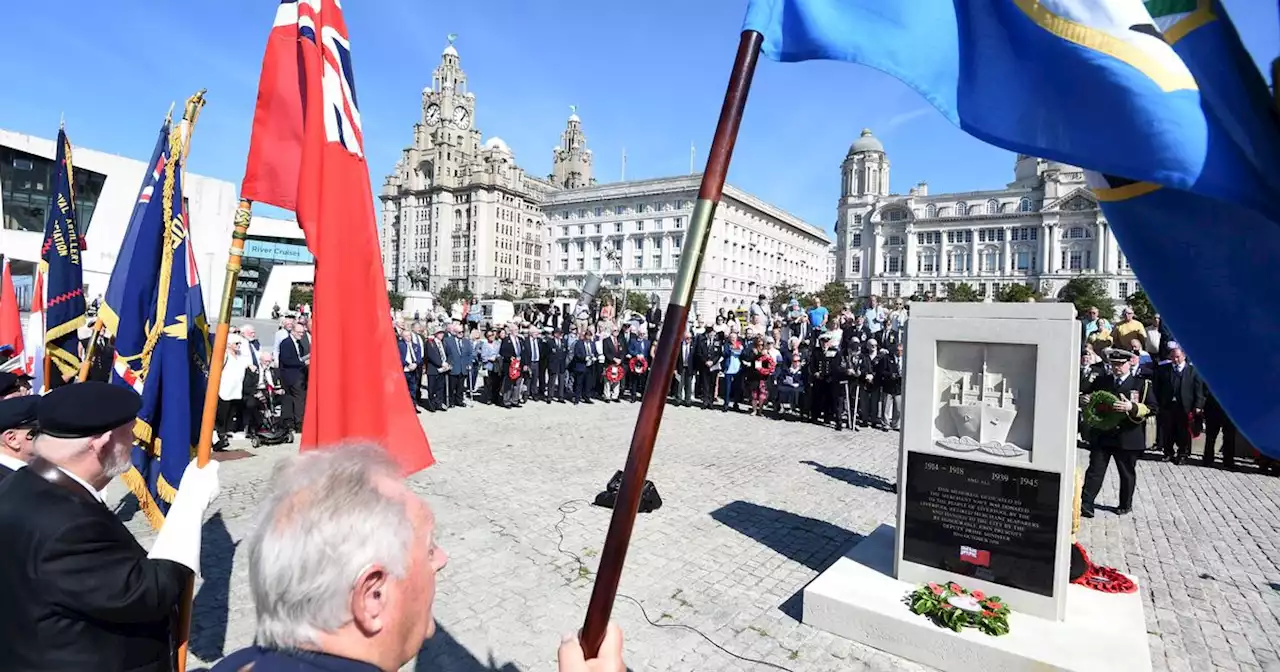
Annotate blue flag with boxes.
[105,118,211,529]
[40,127,86,382]
[742,0,1280,458]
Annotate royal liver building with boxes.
[379,40,592,296]
[835,129,1140,301]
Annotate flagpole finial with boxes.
[166,101,176,125]
[59,112,64,130]
[447,33,457,45]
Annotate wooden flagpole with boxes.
[579,29,764,657]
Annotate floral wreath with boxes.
[1082,390,1126,431]
[629,356,648,374]
[906,581,1011,636]
[507,357,522,381]
[756,354,776,376]
[604,363,624,383]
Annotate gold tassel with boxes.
[120,466,166,531]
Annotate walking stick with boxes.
[850,380,860,431]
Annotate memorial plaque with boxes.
[902,452,1060,596]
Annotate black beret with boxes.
[0,395,39,432]
[0,371,31,397]
[37,382,142,439]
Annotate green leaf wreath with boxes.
[1082,390,1126,431]
[906,581,1011,636]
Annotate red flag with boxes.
[0,259,24,363]
[244,0,433,474]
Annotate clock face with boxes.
[453,106,471,129]
[425,104,440,126]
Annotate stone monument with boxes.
[799,303,1151,672]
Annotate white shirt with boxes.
[0,453,25,472]
[60,466,106,505]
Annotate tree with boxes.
[812,281,852,313]
[1125,288,1157,325]
[625,292,649,316]
[994,283,1043,303]
[288,284,313,310]
[944,282,980,302]
[768,282,804,313]
[1057,277,1114,318]
[595,285,614,305]
[435,283,467,312]
[387,291,406,311]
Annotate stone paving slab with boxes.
[106,402,1280,671]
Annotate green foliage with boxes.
[994,283,1042,303]
[435,283,468,312]
[813,281,852,313]
[1057,277,1114,318]
[288,284,313,310]
[387,291,406,311]
[944,282,980,302]
[1125,288,1156,325]
[1082,390,1126,431]
[768,282,804,312]
[907,581,1011,637]
[520,285,543,299]
[625,292,649,316]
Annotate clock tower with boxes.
[421,35,480,187]
[550,107,594,189]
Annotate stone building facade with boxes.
[835,129,1140,301]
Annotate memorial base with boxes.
[803,525,1151,672]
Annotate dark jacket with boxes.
[277,334,310,387]
[675,339,696,374]
[1153,362,1205,415]
[1083,372,1158,451]
[694,333,717,369]
[877,353,905,396]
[602,336,625,364]
[547,337,569,373]
[0,467,190,671]
[424,337,447,375]
[571,339,593,373]
[444,334,468,373]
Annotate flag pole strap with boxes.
[579,29,764,657]
[76,320,103,382]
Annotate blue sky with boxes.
[2,0,1276,233]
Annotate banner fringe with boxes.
[120,466,166,531]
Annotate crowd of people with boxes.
[393,294,911,433]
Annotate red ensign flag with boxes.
[243,0,434,474]
[0,259,24,365]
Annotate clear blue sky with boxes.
[2,0,1276,232]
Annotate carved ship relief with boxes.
[936,348,1028,458]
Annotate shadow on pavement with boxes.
[710,500,864,573]
[800,460,896,493]
[415,622,522,671]
[190,513,237,662]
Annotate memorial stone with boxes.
[894,302,1080,620]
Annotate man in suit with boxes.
[0,395,38,480]
[448,324,473,408]
[277,322,311,430]
[694,325,718,409]
[570,329,594,404]
[427,326,451,412]
[395,325,421,412]
[498,324,525,408]
[522,326,544,402]
[877,342,905,431]
[646,299,663,343]
[601,325,625,403]
[411,323,429,407]
[0,382,220,671]
[546,327,569,402]
[672,331,696,406]
[1153,344,1205,464]
[1080,349,1158,517]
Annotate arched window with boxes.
[986,199,999,214]
[926,204,937,218]
[1018,198,1033,212]
[956,201,968,215]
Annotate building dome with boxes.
[484,137,510,153]
[443,43,458,57]
[848,128,884,155]
[569,113,580,123]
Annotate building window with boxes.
[956,201,967,215]
[887,256,901,273]
[920,253,937,273]
[634,255,643,268]
[636,221,644,232]
[926,204,937,218]
[1014,250,1036,272]
[577,225,584,235]
[981,249,1000,272]
[851,233,863,247]
[853,214,863,225]
[576,241,584,252]
[886,208,907,222]
[986,199,998,214]
[1119,252,1131,270]
[594,206,603,216]
[594,223,602,233]
[850,256,862,274]
[561,259,569,270]
[1118,281,1130,299]
[559,243,568,253]
[615,205,625,215]
[1019,198,1033,212]
[674,217,684,229]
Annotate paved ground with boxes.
[108,402,1280,672]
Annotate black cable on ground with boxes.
[554,500,797,672]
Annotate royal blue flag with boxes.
[105,117,211,529]
[742,0,1280,458]
[40,127,86,383]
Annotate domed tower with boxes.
[841,129,889,199]
[551,106,593,189]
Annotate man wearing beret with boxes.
[0,382,222,671]
[1078,348,1158,518]
[0,394,39,481]
[0,370,33,399]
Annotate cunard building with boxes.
[834,129,1140,301]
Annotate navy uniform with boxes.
[0,394,39,480]
[0,382,219,672]
[1079,349,1157,518]
[213,647,380,672]
[0,370,33,398]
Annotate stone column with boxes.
[968,231,978,277]
[872,226,884,276]
[1094,222,1105,272]
[905,226,918,277]
[1002,226,1013,275]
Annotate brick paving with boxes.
[107,402,1280,671]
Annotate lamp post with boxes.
[605,245,628,318]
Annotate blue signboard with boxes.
[244,239,314,264]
